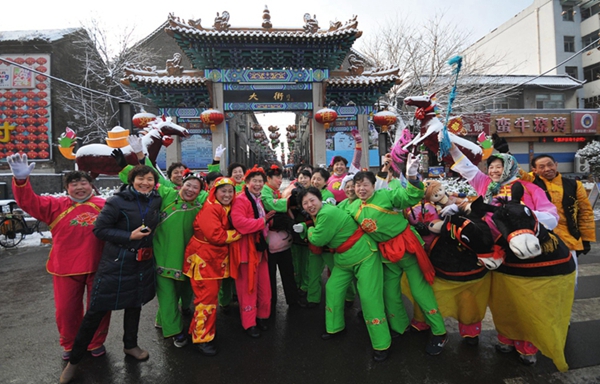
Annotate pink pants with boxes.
[498,334,538,355]
[53,274,111,351]
[235,257,271,329]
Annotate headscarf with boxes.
[484,153,519,204]
[207,177,236,205]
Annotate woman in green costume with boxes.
[295,187,390,362]
[346,154,448,356]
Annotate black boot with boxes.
[257,318,269,331]
[373,349,389,362]
[196,341,218,356]
[246,326,261,338]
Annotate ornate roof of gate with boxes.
[121,7,401,108]
[165,10,361,70]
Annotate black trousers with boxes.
[70,307,142,364]
[268,248,299,312]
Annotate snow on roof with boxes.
[124,75,208,86]
[466,74,585,87]
[326,74,401,86]
[0,28,80,43]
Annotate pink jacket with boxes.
[451,156,559,238]
[230,190,268,263]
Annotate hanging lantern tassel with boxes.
[440,55,463,160]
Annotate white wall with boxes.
[465,0,557,76]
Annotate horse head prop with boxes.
[74,115,189,179]
[402,93,482,165]
[427,196,501,276]
[481,182,543,260]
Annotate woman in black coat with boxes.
[60,165,162,384]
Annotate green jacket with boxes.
[346,180,424,243]
[261,184,288,213]
[306,204,379,268]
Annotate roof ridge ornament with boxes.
[262,5,272,29]
[303,13,319,33]
[214,11,231,31]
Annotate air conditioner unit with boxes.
[574,156,590,173]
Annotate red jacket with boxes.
[184,191,240,281]
[12,178,105,276]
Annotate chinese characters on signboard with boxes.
[493,114,586,136]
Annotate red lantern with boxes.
[15,118,26,125]
[5,142,15,151]
[37,100,48,107]
[25,57,36,65]
[14,91,25,99]
[14,101,25,108]
[200,109,224,131]
[4,100,14,108]
[314,108,338,129]
[38,133,49,141]
[36,57,47,65]
[26,100,37,108]
[27,150,38,159]
[37,91,47,99]
[25,91,36,99]
[373,111,398,133]
[38,141,49,150]
[36,108,48,116]
[37,117,48,125]
[3,91,14,99]
[36,83,47,90]
[27,142,38,150]
[36,66,47,73]
[15,57,25,64]
[15,125,26,133]
[26,125,36,134]
[38,150,49,159]
[37,125,48,133]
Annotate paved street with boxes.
[1,224,599,384]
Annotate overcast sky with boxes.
[3,0,534,49]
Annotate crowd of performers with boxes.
[5,130,595,383]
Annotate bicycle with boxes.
[0,200,47,248]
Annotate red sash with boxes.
[332,227,365,254]
[378,227,435,285]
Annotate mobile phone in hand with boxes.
[140,227,150,233]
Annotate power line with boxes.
[0,58,147,107]
[459,37,600,108]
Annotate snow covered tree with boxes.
[358,13,520,118]
[576,141,600,180]
[54,19,155,144]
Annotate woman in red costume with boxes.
[184,177,241,356]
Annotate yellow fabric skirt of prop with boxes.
[401,273,491,325]
[489,271,575,372]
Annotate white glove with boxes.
[406,154,421,177]
[324,197,337,206]
[293,224,305,233]
[127,135,144,154]
[7,154,35,180]
[215,144,226,159]
[440,203,460,217]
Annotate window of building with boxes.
[484,97,510,110]
[581,3,600,21]
[565,66,579,79]
[564,36,575,52]
[562,6,574,21]
[535,94,565,109]
[582,30,600,51]
[584,62,600,83]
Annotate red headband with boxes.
[244,164,266,180]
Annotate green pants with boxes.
[307,251,356,304]
[383,253,445,335]
[218,277,236,307]
[325,254,391,350]
[155,274,193,337]
[291,244,309,292]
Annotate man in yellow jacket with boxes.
[520,154,595,258]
